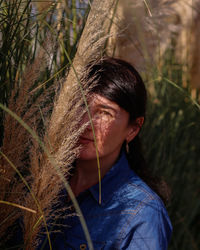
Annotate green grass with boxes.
[142,51,200,249]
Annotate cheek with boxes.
[95,120,124,149]
[95,119,113,140]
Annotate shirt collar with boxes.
[89,150,133,206]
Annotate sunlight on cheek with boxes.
[96,122,114,149]
[95,118,115,134]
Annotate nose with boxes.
[81,111,93,132]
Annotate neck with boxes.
[70,149,121,197]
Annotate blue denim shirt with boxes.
[40,151,172,249]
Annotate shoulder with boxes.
[111,168,163,209]
[109,174,172,249]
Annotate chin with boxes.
[78,148,98,160]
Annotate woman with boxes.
[40,57,172,249]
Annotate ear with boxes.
[126,117,144,143]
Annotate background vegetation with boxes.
[0,0,199,249]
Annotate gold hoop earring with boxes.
[126,141,129,154]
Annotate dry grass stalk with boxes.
[0,43,53,242]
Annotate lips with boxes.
[79,136,94,144]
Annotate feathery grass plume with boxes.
[172,0,200,89]
[107,0,180,73]
[23,78,88,249]
[0,42,53,244]
[0,0,33,146]
[48,0,119,147]
[23,60,102,249]
[47,0,118,210]
[22,1,120,247]
[107,0,200,92]
[22,57,114,249]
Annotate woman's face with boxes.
[78,94,138,163]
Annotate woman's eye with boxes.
[100,110,112,116]
[94,110,112,119]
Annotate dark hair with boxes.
[84,57,169,203]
